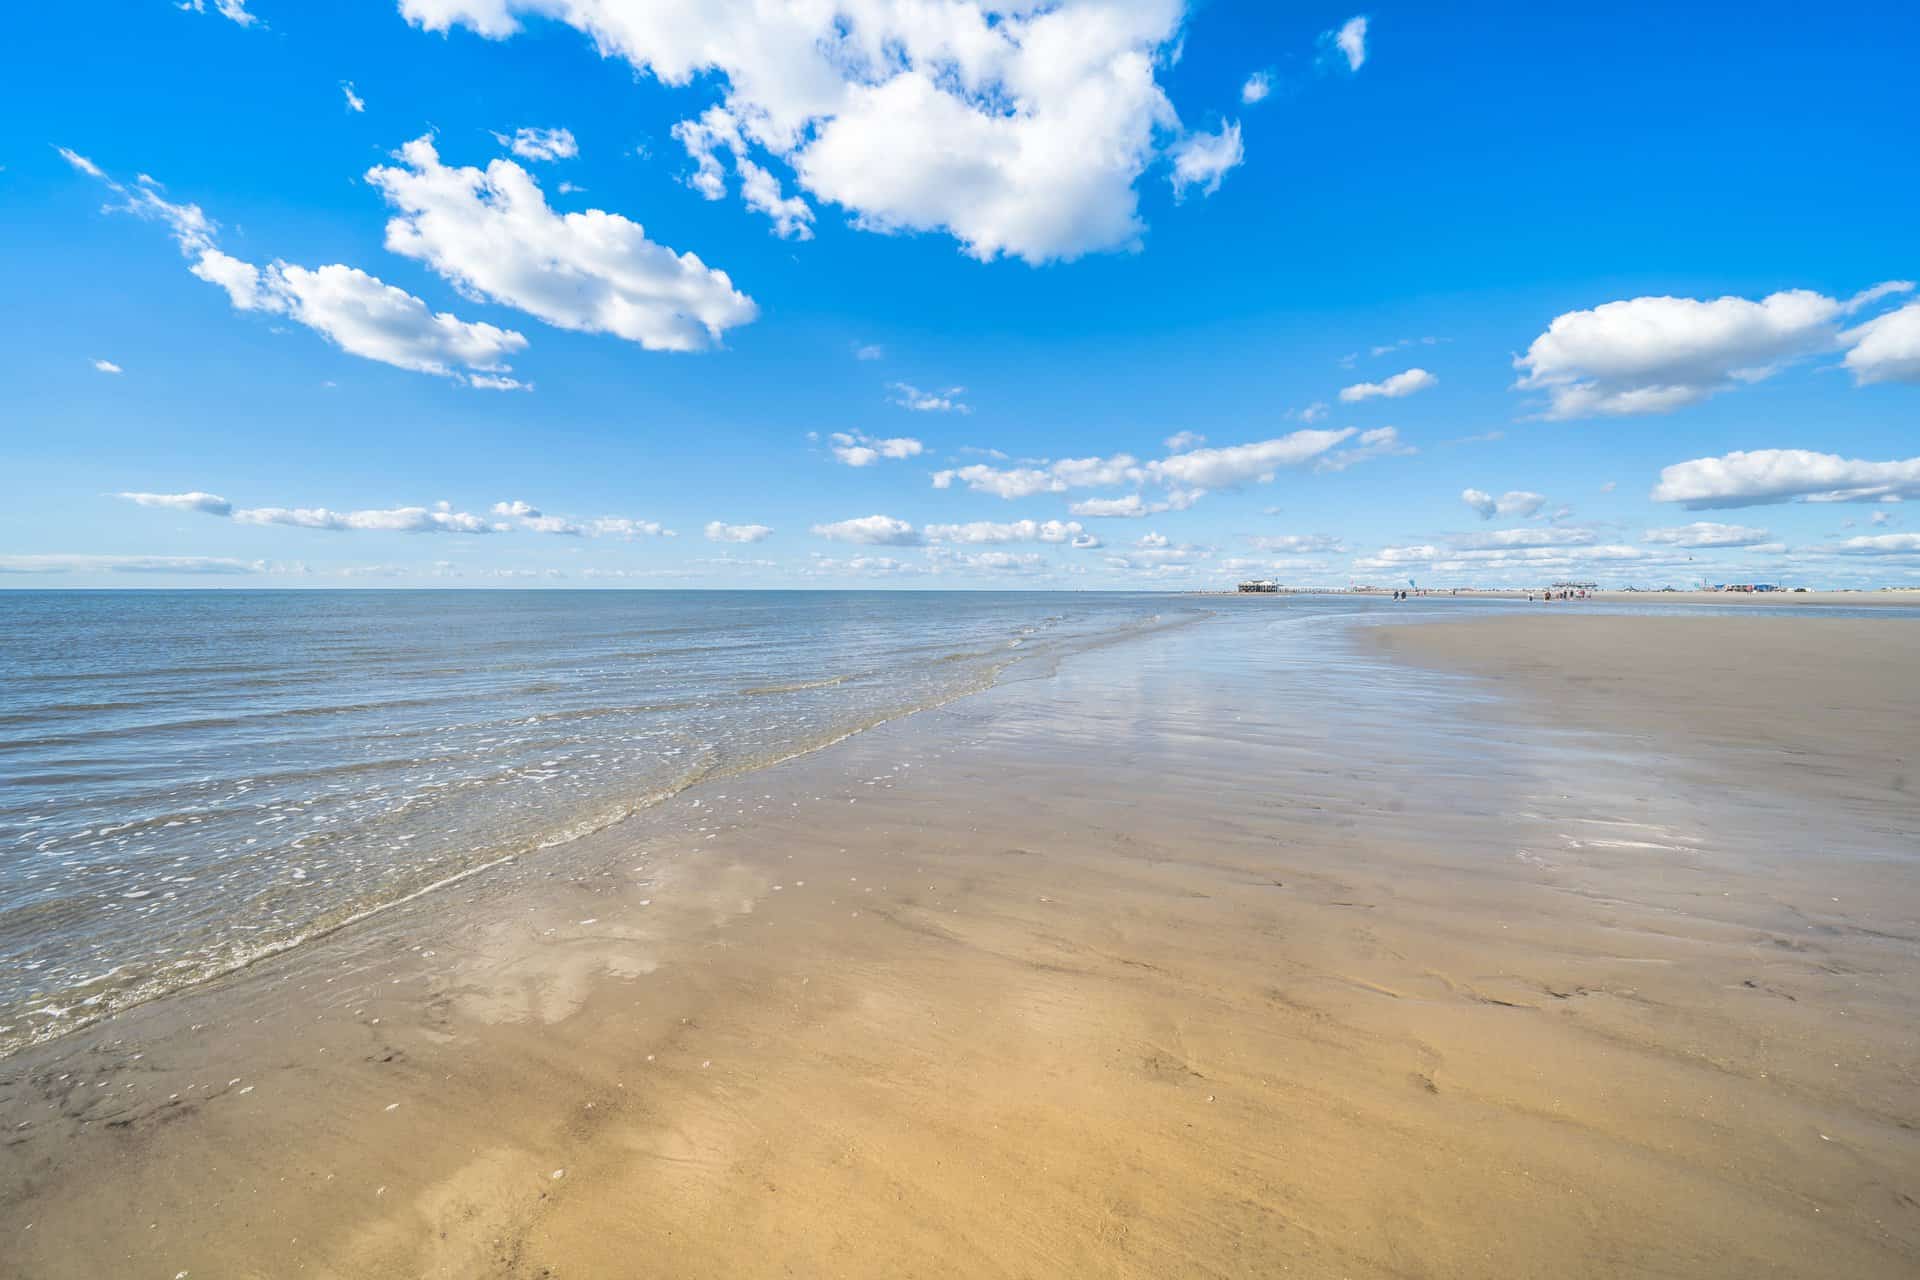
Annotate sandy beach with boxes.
[4,606,1917,1278]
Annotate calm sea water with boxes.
[0,590,1201,1055]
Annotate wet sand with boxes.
[4,607,1918,1277]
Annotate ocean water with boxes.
[0,590,1202,1055]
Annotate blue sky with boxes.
[5,0,1918,589]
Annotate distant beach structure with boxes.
[1237,579,1280,593]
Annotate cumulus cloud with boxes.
[1450,527,1597,551]
[398,0,1202,265]
[1651,448,1920,509]
[494,126,578,162]
[925,547,1050,574]
[923,519,1090,545]
[1247,534,1344,553]
[672,106,817,240]
[1147,429,1356,488]
[936,428,1361,512]
[366,136,757,352]
[1339,367,1435,402]
[586,517,674,538]
[1514,283,1914,418]
[92,358,124,374]
[805,553,926,577]
[1461,488,1546,520]
[1841,303,1920,385]
[889,383,969,413]
[234,502,496,533]
[810,514,922,545]
[705,520,773,543]
[1829,533,1920,555]
[1169,120,1244,200]
[341,81,366,112]
[75,155,528,386]
[1164,430,1205,452]
[1642,522,1772,548]
[830,431,924,466]
[1333,17,1368,71]
[1351,543,1655,579]
[116,490,233,516]
[1240,72,1272,104]
[178,0,258,28]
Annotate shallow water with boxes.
[4,588,1910,1057]
[0,590,1210,1054]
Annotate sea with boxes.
[0,590,1204,1056]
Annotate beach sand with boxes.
[3,608,1917,1278]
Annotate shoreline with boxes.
[1194,587,1920,606]
[4,607,1917,1277]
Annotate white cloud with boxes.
[1369,335,1440,358]
[398,0,1195,265]
[588,517,674,539]
[80,158,528,384]
[0,554,264,575]
[1290,401,1330,423]
[1068,494,1156,518]
[1339,367,1435,402]
[830,431,924,466]
[116,490,233,516]
[1169,120,1243,201]
[810,514,922,546]
[1147,429,1356,488]
[1450,527,1597,551]
[1841,302,1920,385]
[177,0,258,28]
[923,519,1088,545]
[853,343,884,361]
[491,500,540,518]
[1315,426,1414,471]
[257,263,529,383]
[55,146,105,179]
[1652,448,1920,509]
[341,81,366,113]
[466,373,531,391]
[366,135,757,352]
[1240,72,1272,105]
[1247,534,1343,553]
[890,382,969,413]
[1164,430,1206,452]
[92,358,124,374]
[1514,283,1914,418]
[936,428,1360,510]
[672,107,816,240]
[494,126,578,162]
[926,547,1049,574]
[1642,522,1772,548]
[519,514,586,535]
[1461,488,1546,519]
[805,553,926,577]
[1331,16,1368,71]
[1830,534,1920,555]
[705,521,773,543]
[937,463,1067,500]
[234,502,496,533]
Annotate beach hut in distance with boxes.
[1237,580,1279,593]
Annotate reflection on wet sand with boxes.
[2,608,1916,1278]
